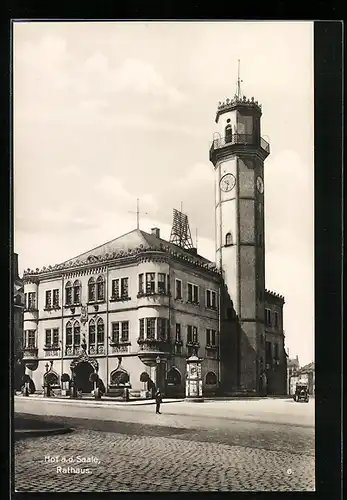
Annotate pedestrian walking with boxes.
[155,389,162,414]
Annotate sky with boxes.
[13,21,314,366]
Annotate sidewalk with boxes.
[14,394,184,406]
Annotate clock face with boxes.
[256,176,264,194]
[220,173,236,192]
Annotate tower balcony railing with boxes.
[209,134,270,159]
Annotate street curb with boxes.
[14,395,184,406]
[15,427,73,439]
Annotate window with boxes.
[53,289,59,307]
[206,290,217,309]
[175,279,182,299]
[146,273,155,294]
[96,276,105,301]
[27,292,36,309]
[45,328,59,346]
[187,325,198,344]
[206,372,217,385]
[146,318,156,339]
[265,308,272,326]
[138,274,144,294]
[66,322,73,345]
[175,323,181,342]
[65,282,72,305]
[225,232,233,246]
[121,278,129,298]
[112,279,119,298]
[274,343,279,360]
[158,273,166,294]
[139,319,144,340]
[206,329,216,346]
[88,278,96,302]
[73,280,81,304]
[225,124,232,143]
[274,312,279,328]
[158,318,168,340]
[45,290,52,309]
[111,322,119,343]
[187,283,199,304]
[24,293,27,309]
[187,325,193,343]
[89,319,96,345]
[26,330,36,348]
[121,321,129,342]
[96,318,104,344]
[266,341,272,361]
[73,321,81,346]
[167,275,170,295]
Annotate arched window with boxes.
[205,371,217,385]
[96,276,105,301]
[73,321,80,346]
[65,281,72,306]
[110,369,130,386]
[225,124,232,143]
[45,371,59,387]
[66,321,73,345]
[97,318,104,344]
[73,280,81,304]
[167,368,181,386]
[225,232,233,246]
[88,319,95,345]
[88,277,96,302]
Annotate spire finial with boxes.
[236,59,243,99]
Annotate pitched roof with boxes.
[61,228,212,266]
[287,358,300,368]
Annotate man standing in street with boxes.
[155,389,162,414]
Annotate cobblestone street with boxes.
[15,397,315,492]
[15,428,314,492]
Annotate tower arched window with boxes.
[96,276,105,301]
[97,318,104,344]
[225,124,232,143]
[73,280,81,304]
[66,321,73,345]
[88,277,96,302]
[205,371,217,385]
[73,321,80,346]
[88,319,96,345]
[65,281,72,306]
[225,232,233,246]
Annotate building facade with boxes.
[22,229,222,397]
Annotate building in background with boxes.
[13,253,25,390]
[286,354,300,395]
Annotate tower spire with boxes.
[236,59,243,99]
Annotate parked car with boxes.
[293,383,309,402]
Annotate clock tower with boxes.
[209,92,270,393]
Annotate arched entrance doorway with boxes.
[74,362,94,393]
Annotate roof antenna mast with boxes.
[236,59,243,99]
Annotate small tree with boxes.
[61,373,70,383]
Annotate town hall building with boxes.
[22,88,286,397]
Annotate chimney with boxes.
[151,227,160,238]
